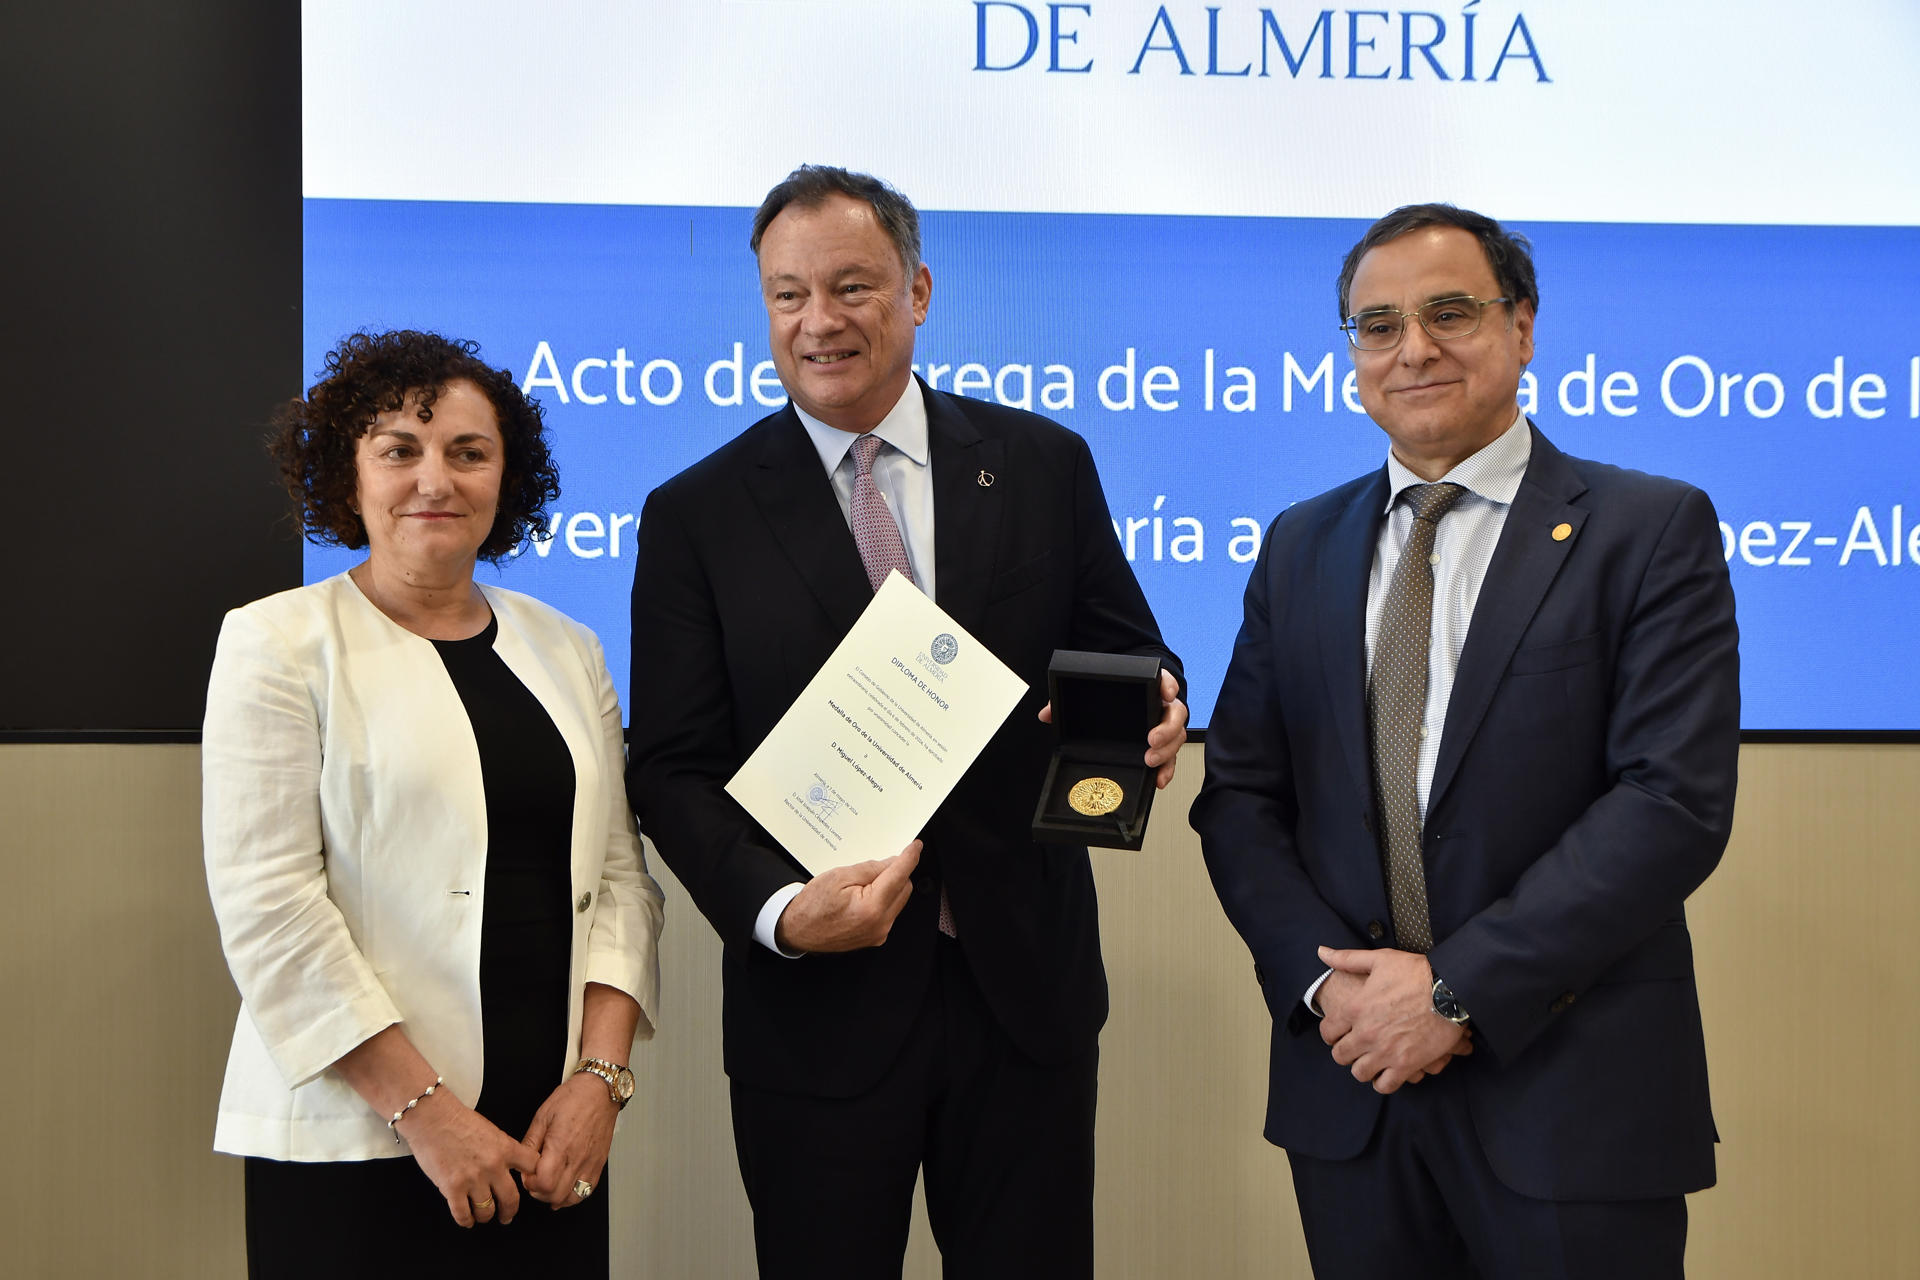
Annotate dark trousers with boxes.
[244,1154,608,1277]
[729,935,1098,1280]
[1287,1065,1687,1280]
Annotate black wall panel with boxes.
[3,2,302,735]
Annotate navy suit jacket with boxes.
[1191,424,1739,1202]
[628,381,1180,1098]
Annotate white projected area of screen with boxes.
[300,1,1920,731]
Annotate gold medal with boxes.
[1068,776,1124,816]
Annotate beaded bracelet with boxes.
[388,1075,444,1143]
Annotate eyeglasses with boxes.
[1341,295,1513,351]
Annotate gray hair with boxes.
[750,165,923,277]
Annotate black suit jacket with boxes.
[1191,424,1739,1201]
[628,382,1180,1097]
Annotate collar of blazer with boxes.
[1317,421,1592,815]
[745,378,1007,638]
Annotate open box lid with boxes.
[1045,650,1162,749]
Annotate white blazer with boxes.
[202,573,664,1161]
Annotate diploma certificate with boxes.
[725,571,1028,876]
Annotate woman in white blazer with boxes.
[203,331,663,1276]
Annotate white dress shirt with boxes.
[752,381,936,954]
[1306,409,1530,1012]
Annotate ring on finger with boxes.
[572,1179,594,1200]
[473,1195,495,1213]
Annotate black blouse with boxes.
[430,613,576,1137]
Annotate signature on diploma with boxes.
[803,781,841,819]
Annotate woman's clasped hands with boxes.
[397,1087,538,1227]
[401,1070,619,1226]
[521,1070,622,1210]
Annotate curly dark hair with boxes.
[270,330,559,562]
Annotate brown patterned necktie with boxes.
[1368,481,1468,954]
[845,433,955,938]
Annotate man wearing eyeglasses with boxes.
[1192,204,1740,1278]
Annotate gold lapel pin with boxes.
[1552,522,1573,542]
[977,470,995,487]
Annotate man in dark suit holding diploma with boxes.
[1192,204,1739,1278]
[627,165,1184,1279]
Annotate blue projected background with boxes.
[302,199,1920,730]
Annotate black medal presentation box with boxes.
[1032,650,1163,851]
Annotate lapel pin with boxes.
[1552,522,1573,542]
[977,470,995,487]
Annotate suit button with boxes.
[576,892,593,914]
[1549,991,1576,1013]
[1366,920,1385,940]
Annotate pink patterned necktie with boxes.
[846,433,956,938]
[849,433,913,592]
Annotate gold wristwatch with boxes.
[574,1057,635,1109]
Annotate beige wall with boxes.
[3,741,1914,1277]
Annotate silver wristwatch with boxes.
[1431,977,1471,1026]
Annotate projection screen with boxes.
[300,1,1920,731]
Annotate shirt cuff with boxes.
[753,883,808,958]
[1303,968,1334,1018]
